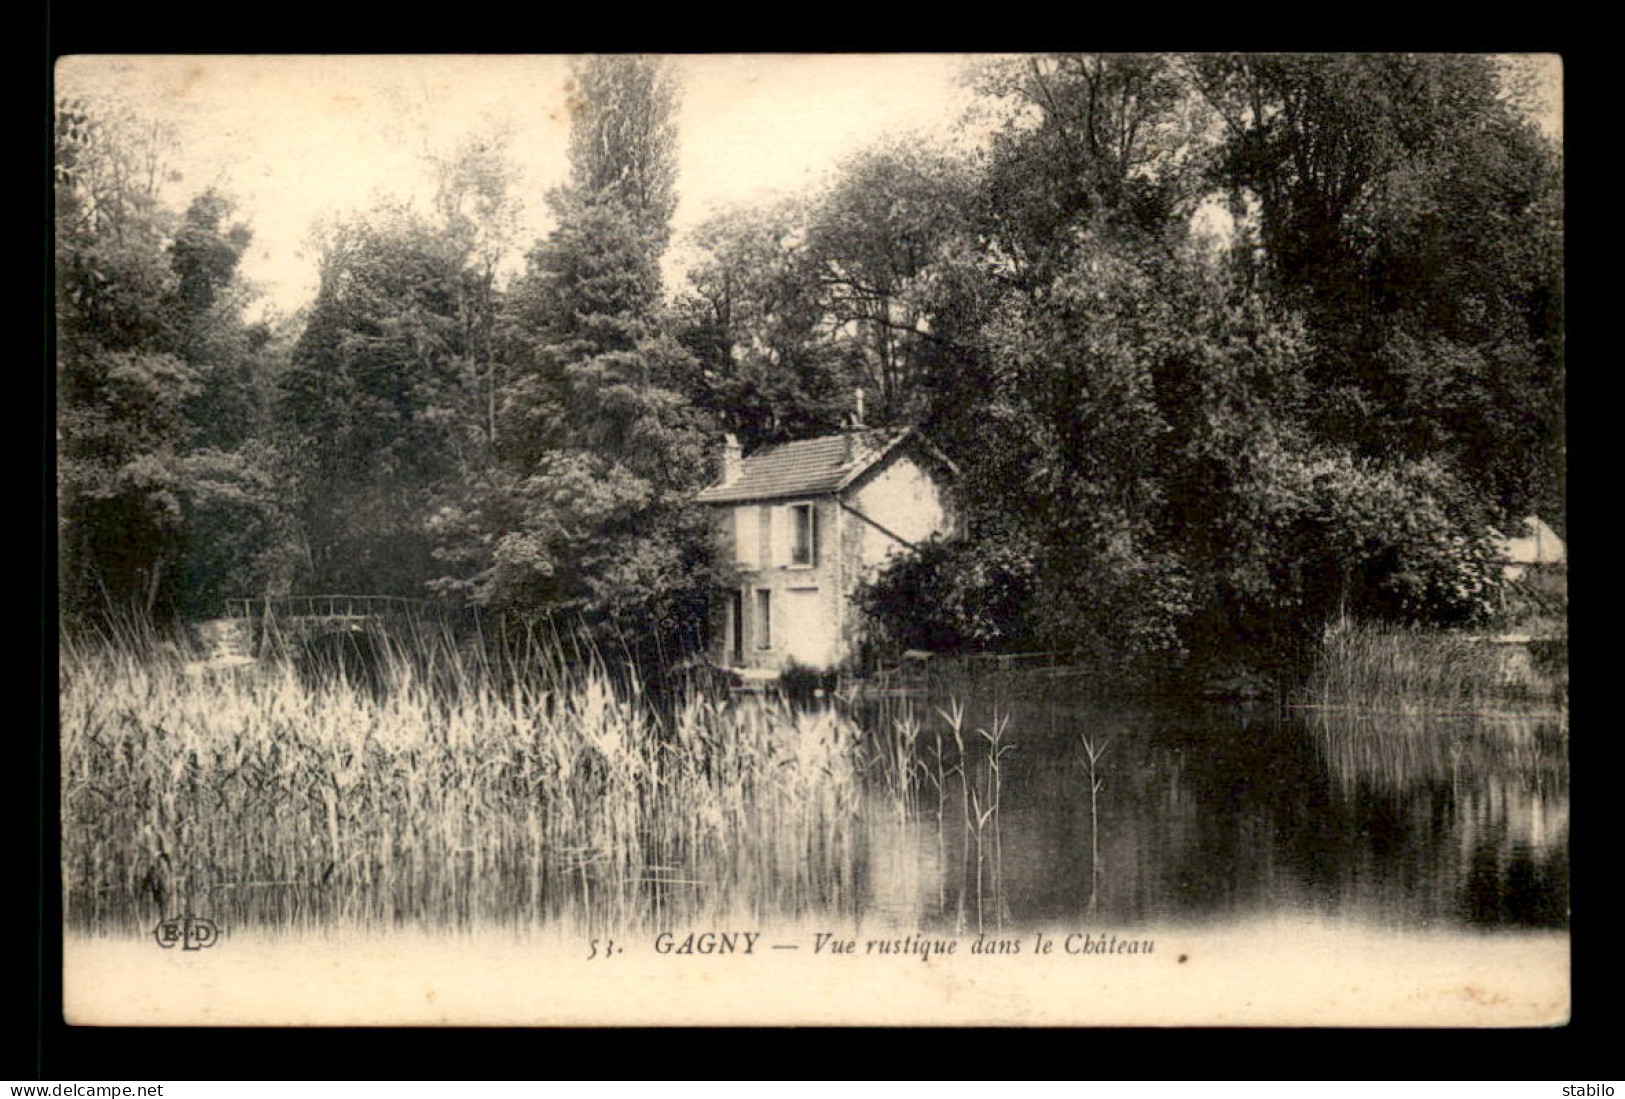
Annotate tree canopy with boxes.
[57,54,1562,682]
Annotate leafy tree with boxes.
[426,124,523,458]
[803,137,980,424]
[163,190,298,618]
[972,54,1204,286]
[57,98,293,622]
[1141,260,1317,661]
[54,99,182,353]
[863,54,1557,677]
[170,189,262,452]
[674,199,857,448]
[905,201,1501,674]
[276,207,472,596]
[172,444,297,620]
[971,235,1194,668]
[254,125,528,612]
[56,98,196,620]
[673,135,995,450]
[1288,452,1501,629]
[1188,53,1564,521]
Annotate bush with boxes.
[1294,453,1501,629]
[858,453,1503,687]
[778,658,837,703]
[854,534,1038,656]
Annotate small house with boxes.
[1496,515,1566,583]
[694,426,955,672]
[1492,514,1566,635]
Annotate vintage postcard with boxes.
[55,53,1568,1027]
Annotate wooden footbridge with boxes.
[226,594,440,628]
[208,595,447,661]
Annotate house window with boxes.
[789,502,816,566]
[755,589,772,649]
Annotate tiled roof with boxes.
[694,428,910,504]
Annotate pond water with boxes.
[59,667,1569,1026]
[841,680,1569,935]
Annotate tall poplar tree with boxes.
[462,56,717,660]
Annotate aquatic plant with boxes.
[1078,733,1110,913]
[979,715,1013,929]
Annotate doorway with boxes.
[729,589,744,665]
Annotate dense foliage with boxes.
[855,535,1040,655]
[57,54,1562,680]
[56,100,291,621]
[858,54,1559,675]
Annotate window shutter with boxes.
[810,504,820,566]
[771,505,790,566]
[735,507,758,568]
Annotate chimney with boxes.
[844,389,868,462]
[720,433,743,486]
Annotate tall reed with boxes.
[1304,620,1564,716]
[979,716,1013,930]
[1078,734,1109,913]
[936,700,972,932]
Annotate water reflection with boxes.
[850,686,1568,933]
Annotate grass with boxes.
[1297,617,1568,827]
[57,621,1122,941]
[60,622,871,937]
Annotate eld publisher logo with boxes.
[153,914,219,951]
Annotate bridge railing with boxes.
[226,595,440,621]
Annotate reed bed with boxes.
[1302,620,1566,717]
[60,629,868,937]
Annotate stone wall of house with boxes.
[849,451,952,569]
[834,449,954,667]
[713,496,845,671]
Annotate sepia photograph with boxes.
[53,52,1567,1028]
